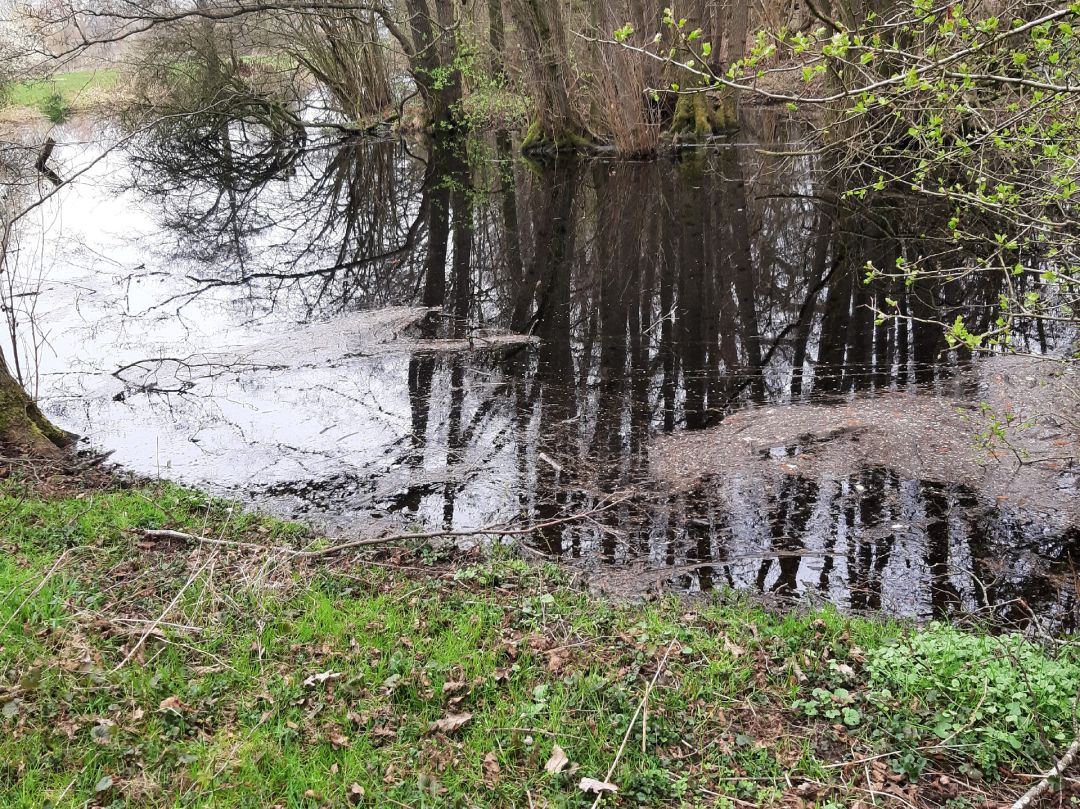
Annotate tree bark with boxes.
[0,354,76,457]
[403,0,463,131]
[488,0,506,77]
[510,0,589,152]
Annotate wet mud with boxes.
[653,356,1079,525]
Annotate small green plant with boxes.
[970,402,1035,459]
[622,767,686,804]
[793,686,863,726]
[864,624,1080,772]
[40,89,70,123]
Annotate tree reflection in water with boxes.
[37,112,1080,632]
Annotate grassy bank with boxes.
[2,69,121,122]
[1,477,1078,808]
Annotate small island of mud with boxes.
[652,355,1080,530]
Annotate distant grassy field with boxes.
[3,69,120,120]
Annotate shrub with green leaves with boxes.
[40,90,70,124]
[864,624,1080,773]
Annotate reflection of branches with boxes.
[0,145,50,398]
[128,136,431,318]
[111,355,286,396]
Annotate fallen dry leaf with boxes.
[428,712,472,734]
[328,730,350,749]
[158,696,184,713]
[303,670,342,688]
[834,662,856,679]
[545,743,570,774]
[90,722,112,745]
[347,783,364,805]
[723,637,745,658]
[482,751,500,785]
[578,776,618,795]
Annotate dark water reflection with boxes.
[39,114,1080,631]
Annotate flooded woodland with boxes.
[6,2,1080,805]
[20,112,1079,632]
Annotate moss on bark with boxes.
[520,118,591,154]
[0,360,76,457]
[671,91,739,141]
[713,90,739,131]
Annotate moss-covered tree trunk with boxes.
[0,354,75,457]
[403,0,463,133]
[510,0,590,153]
[667,0,743,141]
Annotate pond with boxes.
[19,112,1080,631]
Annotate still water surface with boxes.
[21,114,1080,630]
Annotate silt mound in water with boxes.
[652,356,1080,527]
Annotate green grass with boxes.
[3,69,120,119]
[0,479,1076,807]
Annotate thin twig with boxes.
[823,741,982,769]
[0,547,91,635]
[590,638,679,809]
[1009,738,1080,809]
[111,556,214,672]
[139,497,632,559]
[139,530,284,554]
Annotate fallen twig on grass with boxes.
[0,546,93,635]
[1009,738,1080,809]
[589,638,679,809]
[111,555,215,672]
[822,741,983,770]
[139,496,634,560]
[138,529,289,554]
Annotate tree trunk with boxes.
[0,354,76,457]
[488,0,506,77]
[510,0,590,152]
[404,0,463,132]
[668,0,742,140]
